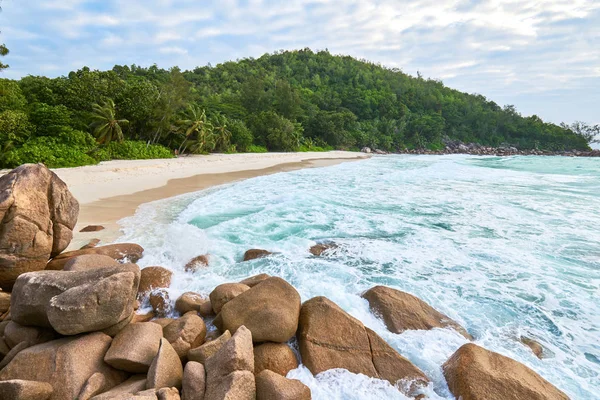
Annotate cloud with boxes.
[1,0,599,124]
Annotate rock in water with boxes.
[182,361,206,400]
[255,370,311,400]
[520,336,545,359]
[205,325,255,400]
[242,249,272,261]
[298,296,429,395]
[0,332,127,400]
[45,243,144,271]
[0,379,54,400]
[443,343,569,400]
[138,266,173,295]
[10,264,140,335]
[175,292,207,315]
[254,342,298,376]
[362,285,472,339]
[215,277,300,343]
[0,164,79,290]
[184,255,209,273]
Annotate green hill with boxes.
[0,49,590,168]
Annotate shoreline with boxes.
[64,152,368,248]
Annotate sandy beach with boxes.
[18,151,369,247]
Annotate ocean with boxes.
[118,155,600,399]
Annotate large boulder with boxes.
[147,338,184,390]
[215,277,300,343]
[104,322,164,373]
[175,292,207,315]
[163,313,207,359]
[3,320,57,348]
[63,254,120,271]
[182,361,206,400]
[362,286,472,339]
[239,273,271,288]
[46,243,144,271]
[243,249,272,261]
[188,330,231,365]
[205,326,255,400]
[254,343,298,376]
[90,375,148,400]
[0,164,79,290]
[255,370,311,400]
[139,266,173,296]
[443,343,569,400]
[298,296,429,394]
[209,283,250,314]
[0,379,54,400]
[10,264,140,335]
[0,332,127,400]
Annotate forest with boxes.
[0,48,593,168]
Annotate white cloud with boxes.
[159,46,188,55]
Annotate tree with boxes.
[211,113,232,152]
[176,105,214,154]
[561,121,600,144]
[89,99,129,144]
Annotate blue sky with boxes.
[1,0,599,126]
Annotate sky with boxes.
[0,0,599,127]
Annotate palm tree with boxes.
[211,113,232,152]
[176,105,215,154]
[89,99,129,144]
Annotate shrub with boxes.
[104,141,174,160]
[247,145,268,153]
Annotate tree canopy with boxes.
[0,49,592,168]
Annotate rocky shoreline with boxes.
[362,142,600,157]
[0,164,570,399]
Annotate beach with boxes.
[29,151,368,247]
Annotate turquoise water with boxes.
[119,155,600,399]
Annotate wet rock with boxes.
[205,326,255,400]
[0,164,79,290]
[46,243,144,271]
[243,249,272,262]
[255,370,311,400]
[188,330,232,365]
[10,264,139,335]
[132,310,156,323]
[90,375,147,400]
[150,289,171,318]
[209,283,250,314]
[362,285,472,339]
[309,242,337,256]
[0,332,127,400]
[63,254,119,271]
[254,342,298,376]
[215,277,300,343]
[175,292,206,315]
[239,273,271,288]
[105,322,163,373]
[184,255,209,273]
[80,225,105,233]
[298,296,429,393]
[147,338,183,390]
[443,343,569,400]
[139,267,173,296]
[198,301,214,318]
[520,336,544,359]
[163,313,207,359]
[0,379,54,400]
[182,361,206,400]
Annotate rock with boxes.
[243,249,272,262]
[139,267,173,296]
[105,322,164,373]
[152,318,175,328]
[362,286,472,339]
[443,343,569,400]
[188,330,232,364]
[163,313,207,359]
[90,375,147,400]
[150,289,171,317]
[0,332,127,400]
[520,336,544,359]
[80,238,101,250]
[0,341,29,370]
[46,243,144,271]
[147,338,184,390]
[298,296,429,392]
[134,388,160,399]
[205,325,255,400]
[78,372,118,400]
[156,387,180,400]
[361,147,372,154]
[101,312,134,337]
[3,320,57,348]
[80,225,105,232]
[199,301,214,318]
[175,292,206,315]
[239,273,271,288]
[254,343,298,376]
[132,310,156,323]
[0,164,79,290]
[10,264,140,335]
[255,370,311,400]
[182,361,206,400]
[0,379,54,400]
[209,283,250,314]
[0,290,10,313]
[184,255,209,273]
[309,242,337,256]
[63,254,120,271]
[215,277,300,343]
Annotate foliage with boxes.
[246,144,268,153]
[102,141,173,160]
[0,79,27,112]
[89,99,129,144]
[0,110,33,147]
